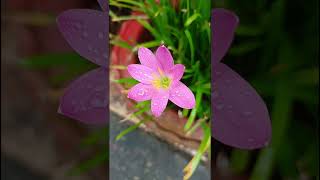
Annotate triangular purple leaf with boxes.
[212,63,271,149]
[57,9,108,67]
[59,67,108,124]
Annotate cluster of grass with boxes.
[110,0,212,179]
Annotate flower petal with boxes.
[151,90,169,117]
[57,9,108,67]
[155,45,174,72]
[138,47,162,71]
[169,81,195,109]
[212,63,271,149]
[212,9,239,64]
[128,83,154,102]
[59,67,108,124]
[97,0,108,11]
[168,64,185,82]
[127,64,156,84]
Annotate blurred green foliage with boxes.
[214,0,319,179]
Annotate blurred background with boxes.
[2,0,211,179]
[1,0,319,180]
[213,0,319,179]
[2,0,108,179]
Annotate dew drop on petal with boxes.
[138,89,145,96]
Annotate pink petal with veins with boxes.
[168,64,185,82]
[138,47,162,71]
[155,45,174,72]
[169,81,195,109]
[151,90,169,117]
[127,64,156,84]
[128,83,155,102]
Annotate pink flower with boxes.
[127,45,196,117]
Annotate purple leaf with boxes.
[212,63,271,149]
[59,67,108,124]
[57,9,108,67]
[212,9,239,64]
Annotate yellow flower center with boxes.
[152,68,171,89]
[153,76,171,89]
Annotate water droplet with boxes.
[82,31,88,37]
[243,111,253,116]
[75,23,82,29]
[98,32,104,39]
[91,98,107,108]
[243,91,251,96]
[227,105,233,109]
[216,103,224,110]
[94,86,104,91]
[212,91,219,99]
[88,45,93,51]
[138,89,145,96]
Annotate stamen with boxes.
[152,76,171,90]
[158,67,164,76]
